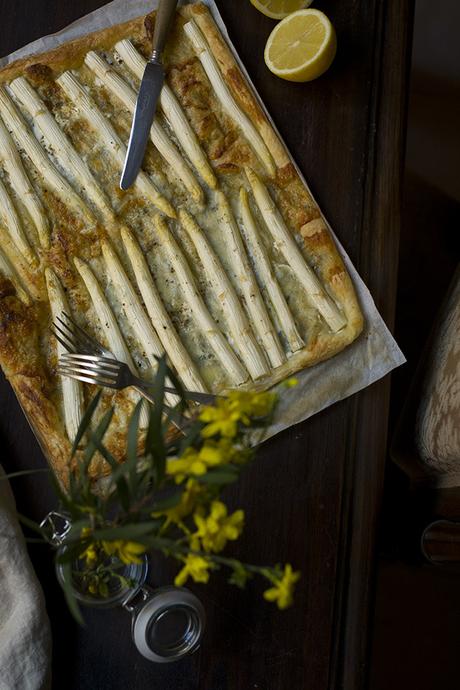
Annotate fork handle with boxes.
[132,380,216,405]
[132,384,157,407]
[132,386,191,435]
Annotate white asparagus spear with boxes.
[101,239,177,407]
[0,86,95,226]
[74,256,149,428]
[114,40,217,189]
[0,117,49,248]
[45,268,84,441]
[84,52,203,204]
[0,226,41,301]
[184,20,276,178]
[239,187,304,353]
[245,168,347,332]
[57,72,175,218]
[9,77,114,223]
[120,226,207,393]
[215,191,286,368]
[0,247,31,305]
[179,208,269,380]
[154,215,248,386]
[0,176,35,264]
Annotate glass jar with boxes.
[41,511,206,662]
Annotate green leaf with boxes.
[228,565,252,589]
[71,390,102,457]
[178,420,203,455]
[64,519,93,543]
[197,470,239,485]
[17,512,46,537]
[59,560,85,626]
[0,468,50,481]
[55,542,87,564]
[82,406,114,469]
[127,399,143,464]
[98,581,109,598]
[209,463,239,474]
[146,357,167,483]
[85,431,131,512]
[47,470,74,514]
[164,358,187,404]
[125,399,144,494]
[106,459,131,487]
[151,489,184,512]
[92,521,161,541]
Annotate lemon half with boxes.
[250,0,313,20]
[264,9,337,82]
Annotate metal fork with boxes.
[52,313,216,406]
[58,353,216,405]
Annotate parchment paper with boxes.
[0,0,405,441]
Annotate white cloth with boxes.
[0,466,51,690]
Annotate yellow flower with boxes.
[199,400,241,438]
[212,437,251,465]
[153,479,202,524]
[102,540,147,565]
[227,390,276,419]
[174,553,213,587]
[193,501,244,553]
[79,527,99,568]
[263,564,300,610]
[283,377,298,388]
[88,581,98,595]
[166,441,227,482]
[199,391,276,438]
[81,543,99,568]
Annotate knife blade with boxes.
[120,0,178,191]
[120,61,164,191]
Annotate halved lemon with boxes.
[264,9,337,82]
[249,0,313,20]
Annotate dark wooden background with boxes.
[0,1,413,688]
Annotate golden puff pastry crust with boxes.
[0,4,363,483]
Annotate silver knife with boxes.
[120,0,178,190]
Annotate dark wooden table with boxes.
[0,1,413,688]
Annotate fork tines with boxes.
[51,312,106,356]
[57,353,120,388]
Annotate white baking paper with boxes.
[0,0,405,441]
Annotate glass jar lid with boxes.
[130,587,205,663]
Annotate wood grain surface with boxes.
[0,1,413,688]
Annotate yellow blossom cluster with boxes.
[263,564,300,610]
[174,553,213,587]
[174,501,245,586]
[102,540,147,565]
[166,438,249,483]
[194,501,244,553]
[79,528,147,568]
[166,442,225,482]
[199,390,276,439]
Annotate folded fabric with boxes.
[0,465,52,690]
[415,265,460,486]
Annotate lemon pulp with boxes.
[264,9,336,82]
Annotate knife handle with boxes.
[151,0,179,60]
